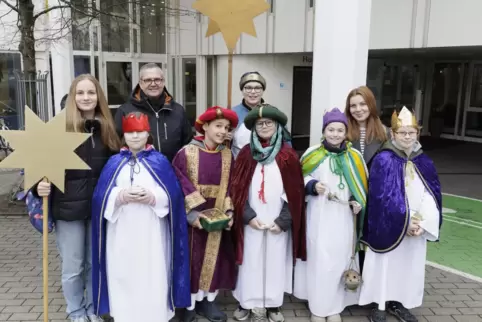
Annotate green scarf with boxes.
[250,125,283,165]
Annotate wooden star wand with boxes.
[0,106,91,322]
[192,0,270,109]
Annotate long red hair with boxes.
[345,86,387,144]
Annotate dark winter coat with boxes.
[114,85,193,162]
[32,119,115,221]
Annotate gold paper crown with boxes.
[391,106,418,130]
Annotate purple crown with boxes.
[323,107,348,130]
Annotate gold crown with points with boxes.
[391,106,419,131]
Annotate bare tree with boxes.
[0,0,195,76]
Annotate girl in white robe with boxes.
[294,108,368,322]
[359,107,442,322]
[92,112,191,322]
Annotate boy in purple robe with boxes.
[172,106,239,322]
[359,107,443,322]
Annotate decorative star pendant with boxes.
[0,106,92,192]
[193,0,270,51]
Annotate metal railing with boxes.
[14,71,50,126]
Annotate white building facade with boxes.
[1,0,482,147]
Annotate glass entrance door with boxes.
[428,62,467,138]
[367,60,420,127]
[103,58,133,107]
[381,64,419,126]
[461,62,482,140]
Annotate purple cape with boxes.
[361,146,442,253]
[91,148,191,315]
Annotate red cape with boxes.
[231,143,307,265]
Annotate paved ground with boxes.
[1,216,482,322]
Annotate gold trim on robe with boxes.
[223,196,234,213]
[199,148,232,290]
[185,191,206,213]
[198,185,220,199]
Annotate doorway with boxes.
[291,66,313,152]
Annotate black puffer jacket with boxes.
[114,85,193,162]
[33,119,115,221]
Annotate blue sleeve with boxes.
[305,179,318,196]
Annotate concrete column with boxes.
[48,1,75,115]
[309,0,372,146]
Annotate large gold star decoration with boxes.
[0,106,91,192]
[193,0,270,51]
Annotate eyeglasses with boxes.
[244,86,263,93]
[395,131,418,137]
[255,120,274,129]
[141,78,164,85]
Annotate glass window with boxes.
[100,0,131,52]
[71,0,98,51]
[74,55,99,79]
[0,53,22,130]
[464,112,482,138]
[139,0,166,53]
[429,63,462,136]
[106,62,132,105]
[206,57,213,108]
[470,64,482,107]
[183,58,196,126]
[171,57,176,97]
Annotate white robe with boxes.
[104,162,175,322]
[293,155,360,317]
[232,124,251,159]
[233,161,293,309]
[359,161,440,310]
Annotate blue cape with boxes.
[361,143,442,253]
[91,148,191,315]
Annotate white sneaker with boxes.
[267,308,284,322]
[233,306,250,321]
[88,315,104,322]
[327,314,342,322]
[251,308,267,321]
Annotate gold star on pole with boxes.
[0,106,91,192]
[193,0,270,52]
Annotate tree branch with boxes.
[0,0,19,13]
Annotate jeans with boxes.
[56,219,94,319]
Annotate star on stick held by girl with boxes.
[0,106,92,192]
[192,0,270,51]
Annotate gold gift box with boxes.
[200,208,230,232]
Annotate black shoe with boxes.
[195,299,227,322]
[183,308,197,322]
[370,309,386,322]
[387,302,418,322]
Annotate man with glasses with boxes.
[115,63,193,162]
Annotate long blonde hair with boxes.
[65,74,120,151]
